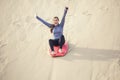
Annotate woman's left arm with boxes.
[60,7,68,27]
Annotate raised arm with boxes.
[60,7,68,27]
[36,16,51,28]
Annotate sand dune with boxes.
[0,0,120,80]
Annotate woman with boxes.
[36,7,68,54]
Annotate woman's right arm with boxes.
[36,16,51,28]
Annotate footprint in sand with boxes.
[82,10,93,16]
[0,55,8,73]
[0,40,7,49]
[0,40,8,73]
[100,6,109,11]
[12,19,22,28]
[117,59,120,66]
[11,18,27,41]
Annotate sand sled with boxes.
[49,42,68,57]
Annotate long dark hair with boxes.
[50,24,55,33]
[50,16,59,33]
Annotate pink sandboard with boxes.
[49,42,68,57]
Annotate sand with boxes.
[0,0,120,80]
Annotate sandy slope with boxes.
[0,0,120,80]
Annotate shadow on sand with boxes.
[60,43,120,61]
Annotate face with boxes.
[53,18,59,26]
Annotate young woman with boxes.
[36,7,68,54]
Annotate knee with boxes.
[49,39,53,43]
[61,36,65,43]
